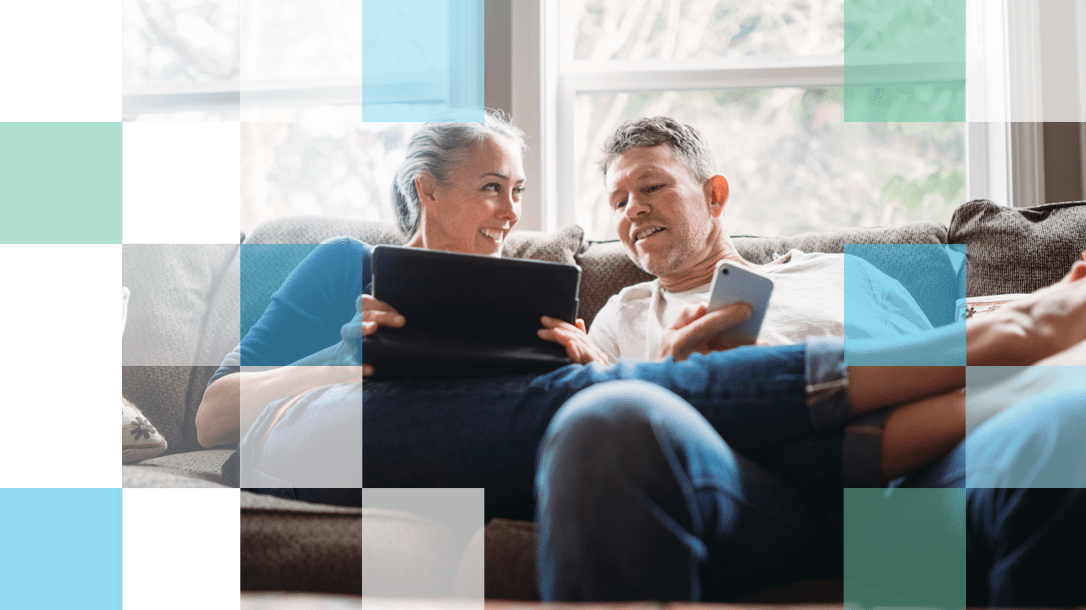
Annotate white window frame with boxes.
[514,0,1027,234]
[122,0,479,121]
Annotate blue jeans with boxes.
[249,337,869,521]
[535,380,1086,605]
[361,337,880,521]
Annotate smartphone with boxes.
[706,260,774,345]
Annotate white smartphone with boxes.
[706,260,775,345]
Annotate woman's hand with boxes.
[357,294,405,376]
[538,316,611,365]
[967,251,1086,366]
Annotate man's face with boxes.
[606,145,717,277]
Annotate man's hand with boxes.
[356,294,405,376]
[538,316,611,365]
[656,302,754,362]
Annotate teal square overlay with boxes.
[0,123,121,244]
[965,366,1086,488]
[844,0,965,122]
[844,487,966,609]
[361,0,484,122]
[0,489,122,609]
[844,244,966,366]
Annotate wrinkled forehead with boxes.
[605,144,685,185]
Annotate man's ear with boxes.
[707,175,729,217]
[415,172,438,211]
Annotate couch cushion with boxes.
[240,491,464,598]
[949,199,1086,296]
[577,221,952,329]
[123,244,240,454]
[122,449,234,487]
[121,365,223,456]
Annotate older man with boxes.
[535,117,1086,606]
[550,116,928,361]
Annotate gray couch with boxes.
[121,198,1085,600]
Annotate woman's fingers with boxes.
[360,295,405,328]
[360,295,403,319]
[365,310,405,328]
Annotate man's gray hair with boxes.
[392,109,528,237]
[599,116,715,183]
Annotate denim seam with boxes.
[842,409,891,487]
[804,336,854,433]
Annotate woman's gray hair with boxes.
[599,116,716,183]
[392,109,528,237]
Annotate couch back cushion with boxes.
[122,244,241,454]
[577,221,954,328]
[948,199,1086,296]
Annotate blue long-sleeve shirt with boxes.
[207,237,372,387]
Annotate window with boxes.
[540,0,967,240]
[122,0,478,235]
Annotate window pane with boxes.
[575,88,965,240]
[241,122,421,236]
[240,0,362,81]
[566,0,844,61]
[123,0,239,85]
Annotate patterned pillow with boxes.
[949,199,1086,296]
[121,287,168,463]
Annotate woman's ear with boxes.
[415,172,437,211]
[708,175,729,217]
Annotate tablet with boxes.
[362,245,581,379]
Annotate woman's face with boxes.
[416,135,525,257]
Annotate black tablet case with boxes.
[362,245,581,379]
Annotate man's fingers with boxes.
[693,303,752,336]
[669,304,708,330]
[668,304,753,357]
[361,364,374,377]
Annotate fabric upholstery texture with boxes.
[240,491,465,597]
[123,243,240,456]
[121,366,195,457]
[122,449,234,487]
[948,199,1086,297]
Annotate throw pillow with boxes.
[121,287,168,463]
[949,199,1086,296]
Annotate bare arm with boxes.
[195,365,361,448]
[878,388,965,482]
[967,258,1086,366]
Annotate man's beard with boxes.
[629,223,709,278]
